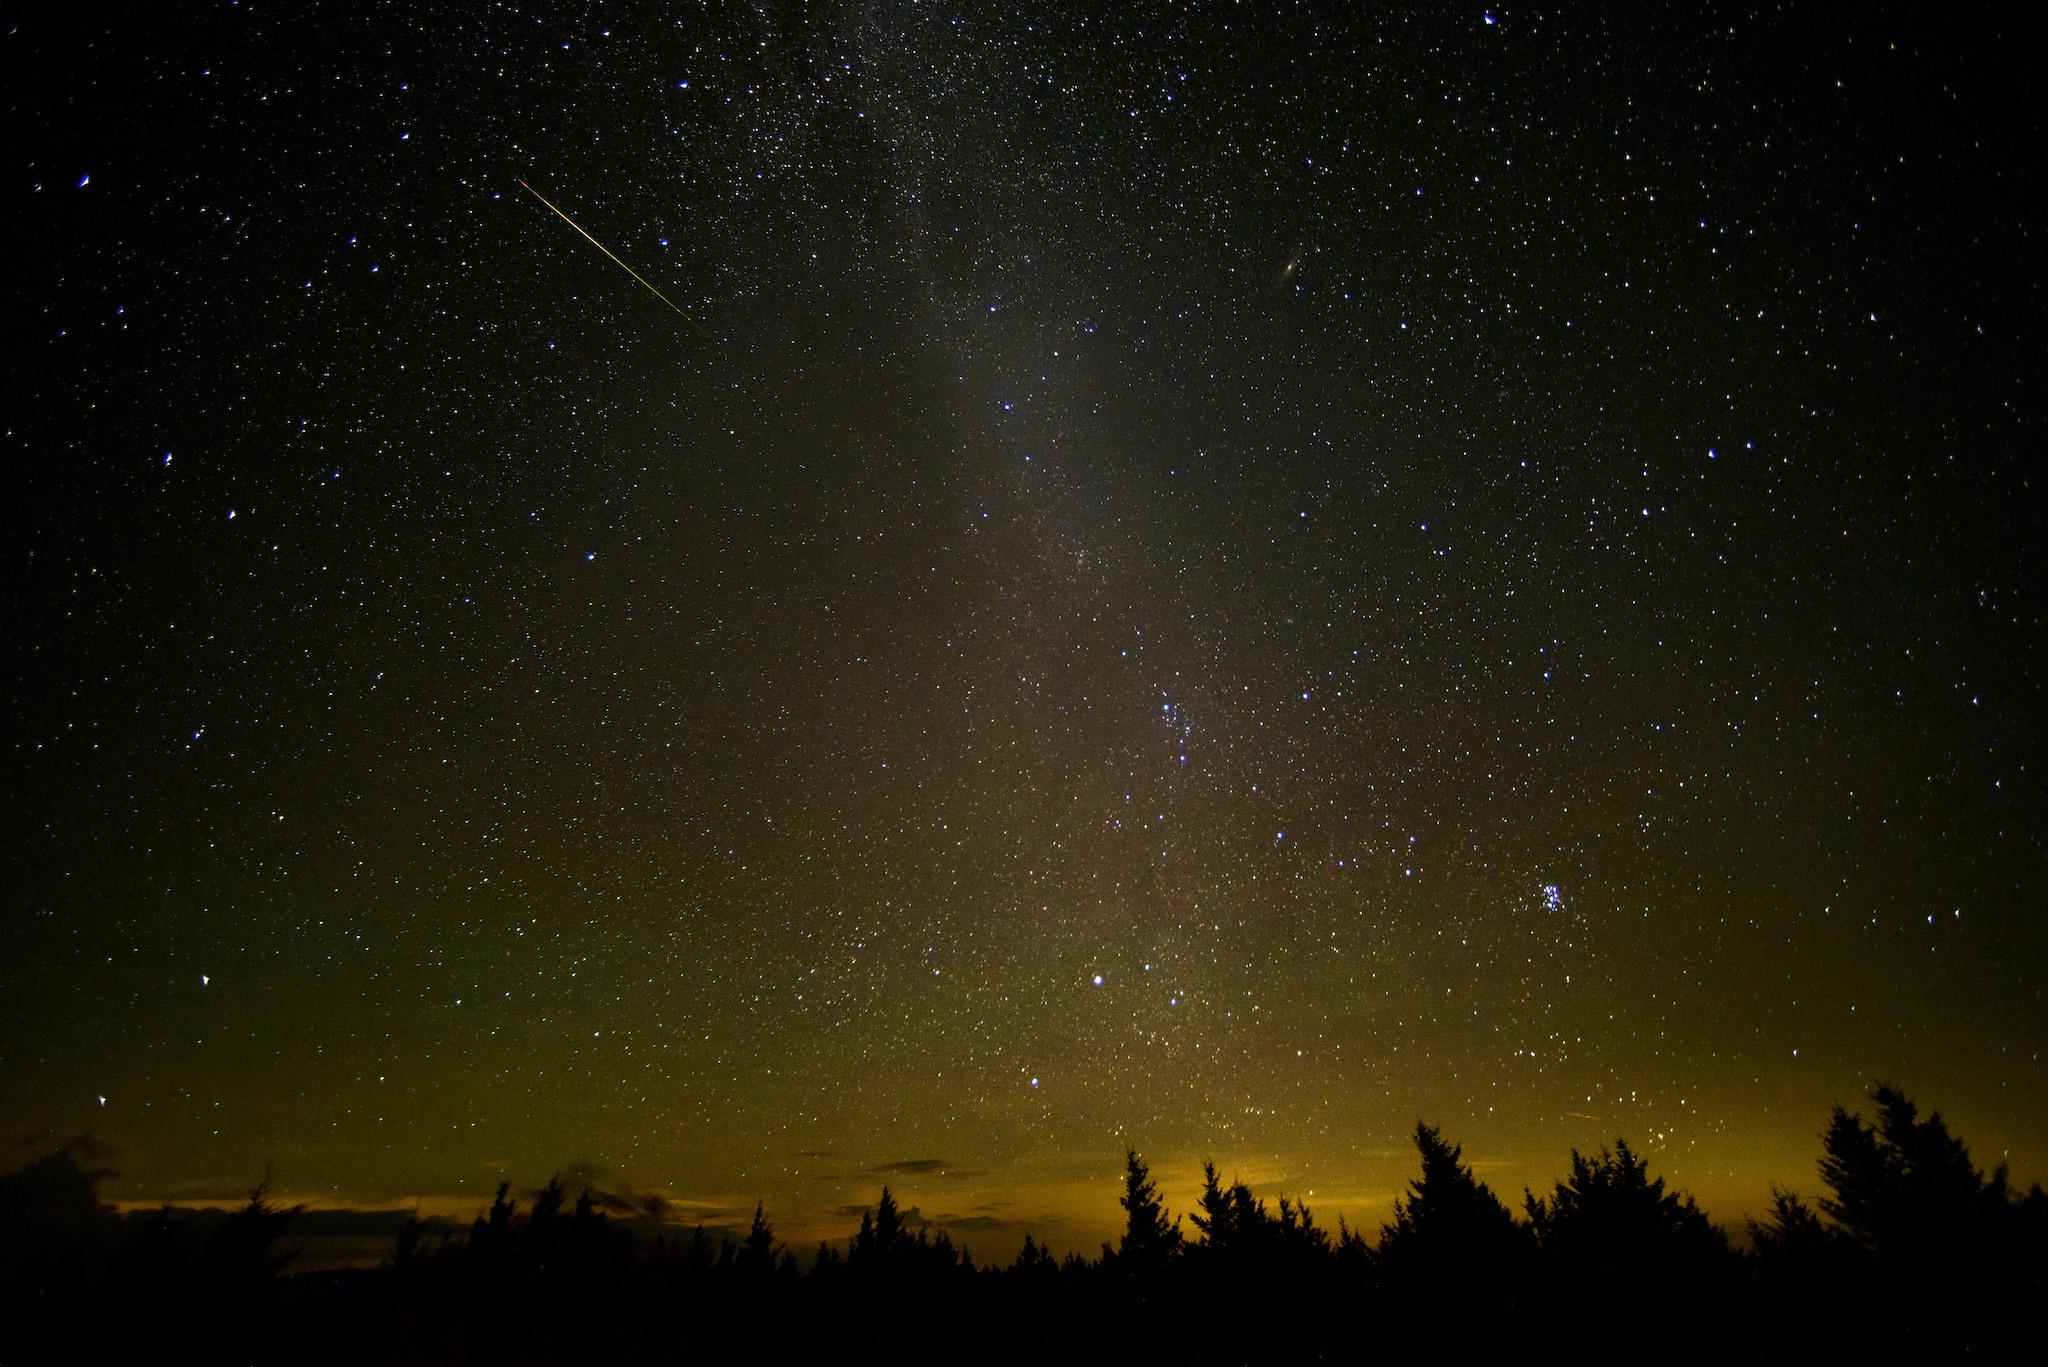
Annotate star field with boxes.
[4,1,2042,1253]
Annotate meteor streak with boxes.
[516,178,708,336]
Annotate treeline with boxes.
[3,1085,2044,1363]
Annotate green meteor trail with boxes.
[517,178,708,336]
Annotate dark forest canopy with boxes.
[3,1085,2044,1364]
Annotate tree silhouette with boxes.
[1189,1160,1232,1249]
[811,1238,842,1278]
[1804,1082,2046,1353]
[740,1201,777,1273]
[1819,1083,1981,1258]
[391,1203,428,1272]
[1375,1121,1527,1301]
[1188,1161,1277,1261]
[1524,1137,1731,1345]
[0,1139,121,1294]
[1333,1216,1372,1279]
[679,1222,713,1276]
[1105,1150,1180,1275]
[469,1179,517,1267]
[187,1172,305,1360]
[1748,1188,1833,1263]
[5,1090,2044,1364]
[1011,1232,1057,1277]
[1274,1194,1329,1262]
[1526,1139,1722,1262]
[849,1185,913,1272]
[196,1174,304,1291]
[1747,1186,1855,1346]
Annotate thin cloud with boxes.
[864,1158,984,1179]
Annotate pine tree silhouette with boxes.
[189,1173,304,1358]
[1819,1083,1981,1258]
[1107,1150,1181,1275]
[1189,1160,1231,1248]
[1275,1195,1329,1261]
[849,1185,912,1273]
[1748,1186,1854,1346]
[1011,1232,1057,1277]
[1749,1188,1833,1263]
[5,1091,2043,1363]
[1334,1215,1372,1279]
[197,1174,304,1290]
[1524,1137,1731,1347]
[682,1222,714,1276]
[1805,1082,2045,1353]
[470,1179,517,1268]
[1376,1121,1526,1299]
[873,1185,906,1253]
[1188,1161,1276,1261]
[391,1203,427,1272]
[740,1202,776,1273]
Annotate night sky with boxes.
[5,2,2043,1256]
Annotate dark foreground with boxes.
[4,1086,2043,1364]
